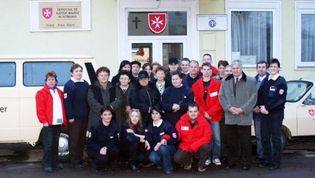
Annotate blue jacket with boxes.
[64,79,90,121]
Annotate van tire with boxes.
[58,127,70,161]
[281,127,288,151]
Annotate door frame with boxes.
[118,0,199,65]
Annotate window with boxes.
[227,0,281,67]
[0,62,16,87]
[296,2,315,67]
[286,81,313,102]
[23,62,73,86]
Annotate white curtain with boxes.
[231,11,273,62]
[301,14,315,62]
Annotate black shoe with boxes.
[269,164,280,170]
[129,164,139,172]
[72,162,84,169]
[240,164,250,170]
[224,163,236,169]
[43,166,53,173]
[258,162,272,168]
[52,163,64,169]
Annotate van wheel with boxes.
[281,128,287,151]
[58,132,69,161]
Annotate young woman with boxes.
[87,106,120,171]
[111,60,131,86]
[120,109,149,171]
[146,107,178,174]
[161,71,194,126]
[88,66,122,128]
[64,64,90,168]
[36,71,68,173]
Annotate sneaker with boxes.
[205,159,211,166]
[198,166,206,172]
[184,163,192,170]
[212,158,222,166]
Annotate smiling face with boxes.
[46,76,57,88]
[151,110,162,121]
[181,61,190,74]
[269,63,279,75]
[257,63,267,77]
[156,70,165,81]
[122,64,131,72]
[129,111,140,125]
[71,67,83,81]
[201,65,212,78]
[119,74,130,87]
[171,74,183,88]
[97,71,109,84]
[187,106,199,120]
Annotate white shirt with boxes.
[71,77,84,83]
[234,74,242,83]
[153,119,163,127]
[50,89,63,125]
[268,74,280,81]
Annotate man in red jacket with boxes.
[36,71,68,173]
[192,62,223,166]
[174,103,212,172]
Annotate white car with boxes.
[281,77,315,148]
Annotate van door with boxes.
[297,86,315,136]
[0,62,20,142]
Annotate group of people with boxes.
[35,53,287,174]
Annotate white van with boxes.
[0,56,97,159]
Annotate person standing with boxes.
[111,60,131,86]
[192,62,223,166]
[182,60,200,88]
[87,66,122,128]
[130,61,141,84]
[219,60,257,170]
[64,64,90,168]
[87,106,120,171]
[153,66,172,96]
[161,71,194,126]
[258,58,287,170]
[253,61,269,164]
[174,104,212,172]
[180,58,190,75]
[36,71,68,173]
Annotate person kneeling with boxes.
[146,107,178,174]
[174,103,212,172]
[120,109,149,172]
[87,106,119,171]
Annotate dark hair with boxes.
[70,63,83,73]
[151,62,161,68]
[142,63,152,70]
[96,66,110,77]
[201,62,212,68]
[188,103,199,110]
[150,106,163,115]
[118,60,131,72]
[100,105,113,115]
[203,53,212,59]
[256,60,269,68]
[171,70,184,79]
[270,58,280,67]
[217,60,229,68]
[45,71,58,82]
[156,66,167,73]
[131,61,141,68]
[119,70,131,79]
[181,57,191,63]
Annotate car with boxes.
[0,56,97,159]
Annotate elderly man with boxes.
[219,60,257,170]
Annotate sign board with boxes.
[197,14,227,31]
[30,0,91,32]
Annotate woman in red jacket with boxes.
[192,62,223,166]
[35,71,68,173]
[174,103,212,172]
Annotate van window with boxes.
[287,81,313,102]
[23,62,73,86]
[0,62,16,87]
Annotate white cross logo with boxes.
[43,9,52,18]
[151,16,164,29]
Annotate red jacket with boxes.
[35,85,68,126]
[176,113,212,153]
[192,78,223,122]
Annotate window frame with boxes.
[226,0,282,68]
[295,1,315,68]
[23,61,74,87]
[0,62,16,87]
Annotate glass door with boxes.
[131,43,153,65]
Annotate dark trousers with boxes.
[42,125,61,168]
[69,119,88,163]
[220,116,228,159]
[88,147,119,170]
[174,144,211,168]
[261,112,284,166]
[120,142,147,165]
[225,124,251,165]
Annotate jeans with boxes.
[149,145,176,172]
[210,121,221,159]
[261,112,284,166]
[253,114,264,159]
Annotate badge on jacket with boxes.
[64,93,68,99]
[210,91,218,97]
[181,126,189,131]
